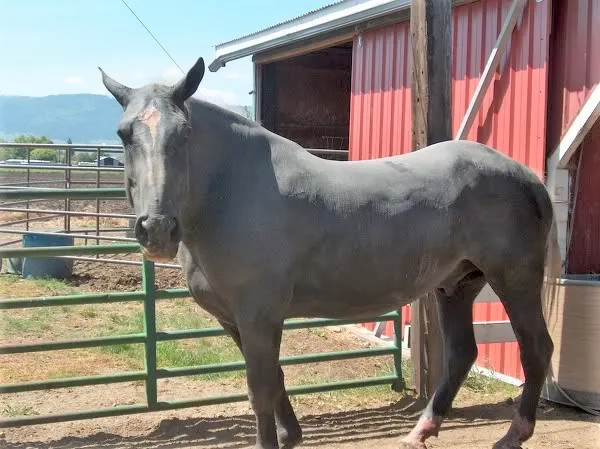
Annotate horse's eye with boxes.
[117,125,132,142]
[179,124,191,141]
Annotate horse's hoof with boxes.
[280,437,303,449]
[492,441,523,449]
[279,430,303,449]
[399,440,427,449]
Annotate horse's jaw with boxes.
[142,246,179,263]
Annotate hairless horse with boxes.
[100,57,561,449]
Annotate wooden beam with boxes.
[473,321,516,344]
[545,83,600,265]
[252,31,355,65]
[454,0,527,140]
[253,63,262,122]
[410,0,452,400]
[556,83,600,169]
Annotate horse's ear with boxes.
[99,68,133,108]
[172,57,205,103]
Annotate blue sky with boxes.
[0,0,332,105]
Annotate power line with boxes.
[119,0,185,75]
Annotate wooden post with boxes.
[410,0,452,400]
[455,0,526,140]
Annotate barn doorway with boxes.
[255,41,353,160]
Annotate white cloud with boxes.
[63,76,83,85]
[149,68,239,105]
[222,70,249,81]
[195,87,238,105]
[155,68,182,85]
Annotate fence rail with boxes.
[0,186,403,428]
[1,143,348,263]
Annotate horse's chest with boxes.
[178,246,236,322]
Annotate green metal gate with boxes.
[0,188,403,428]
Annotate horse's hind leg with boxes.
[486,266,554,449]
[401,271,486,448]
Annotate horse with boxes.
[100,57,560,449]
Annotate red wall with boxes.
[547,0,600,150]
[568,120,600,274]
[350,0,552,381]
[349,21,412,160]
[547,0,600,274]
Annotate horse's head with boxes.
[99,57,205,262]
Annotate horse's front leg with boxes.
[220,320,302,448]
[236,305,285,449]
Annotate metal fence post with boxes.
[391,308,405,392]
[142,258,158,407]
[95,147,101,257]
[26,148,31,231]
[65,146,72,233]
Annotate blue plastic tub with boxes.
[20,233,74,280]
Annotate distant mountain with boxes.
[0,94,122,144]
[0,94,253,144]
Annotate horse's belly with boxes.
[290,264,424,319]
[288,236,460,319]
[288,287,408,319]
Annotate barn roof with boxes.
[208,0,409,72]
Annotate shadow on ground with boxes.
[1,397,595,449]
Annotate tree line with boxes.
[0,135,97,163]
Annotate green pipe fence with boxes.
[0,187,404,428]
[0,187,126,201]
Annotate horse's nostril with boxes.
[134,215,149,245]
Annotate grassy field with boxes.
[0,274,517,401]
[3,249,561,449]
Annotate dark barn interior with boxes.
[256,42,353,161]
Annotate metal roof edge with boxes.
[208,0,409,72]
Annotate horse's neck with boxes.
[181,100,252,220]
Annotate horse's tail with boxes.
[541,189,562,325]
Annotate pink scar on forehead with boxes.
[138,106,161,141]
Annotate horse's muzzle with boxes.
[134,214,181,261]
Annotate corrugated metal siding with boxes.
[350,0,552,382]
[547,0,600,150]
[546,0,600,274]
[451,0,550,178]
[567,120,600,274]
[349,22,412,160]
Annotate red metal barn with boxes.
[210,0,600,384]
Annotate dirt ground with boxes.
[1,390,599,448]
[1,171,600,448]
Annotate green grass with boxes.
[46,368,85,379]
[79,307,98,318]
[2,308,54,336]
[464,367,520,395]
[0,275,76,338]
[289,358,400,404]
[96,304,244,379]
[0,274,76,297]
[398,357,518,396]
[1,404,39,417]
[0,275,521,398]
